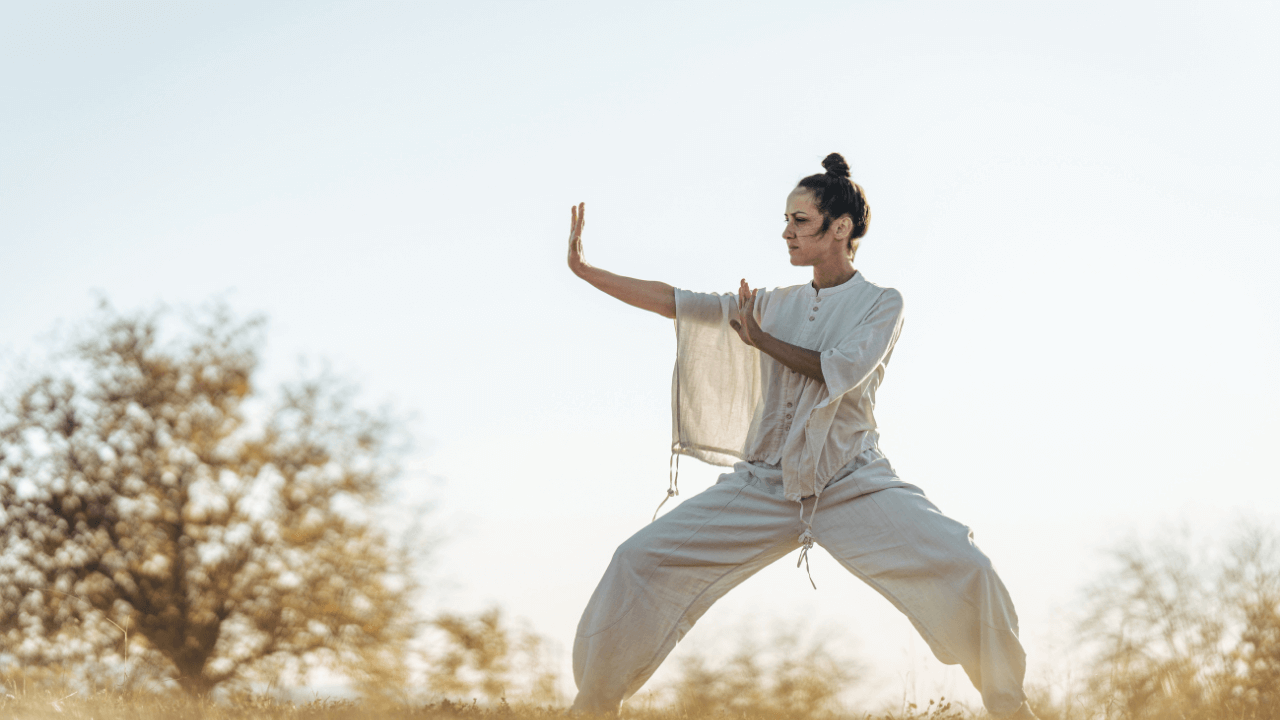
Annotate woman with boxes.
[564,154,1037,719]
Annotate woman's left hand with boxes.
[729,279,764,347]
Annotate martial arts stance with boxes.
[564,154,1037,719]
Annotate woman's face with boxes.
[782,188,849,267]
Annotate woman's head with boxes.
[785,153,870,263]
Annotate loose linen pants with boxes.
[571,446,1027,715]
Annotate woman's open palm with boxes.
[729,279,761,347]
[567,202,587,276]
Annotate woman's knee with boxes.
[966,541,996,572]
[955,541,997,579]
[611,531,663,574]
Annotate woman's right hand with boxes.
[567,202,588,277]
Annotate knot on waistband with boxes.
[796,528,817,590]
[795,494,820,590]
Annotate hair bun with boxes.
[821,153,851,179]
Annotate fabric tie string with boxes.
[795,494,821,589]
[796,529,817,590]
[653,448,682,522]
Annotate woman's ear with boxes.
[837,215,853,242]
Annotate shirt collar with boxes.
[807,270,863,297]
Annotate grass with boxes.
[6,684,1280,720]
[0,690,981,720]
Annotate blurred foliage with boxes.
[1077,523,1280,720]
[0,301,419,696]
[640,624,862,719]
[422,607,561,706]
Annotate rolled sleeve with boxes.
[817,289,905,407]
[674,287,736,329]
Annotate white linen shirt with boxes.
[672,271,905,502]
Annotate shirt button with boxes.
[786,402,792,407]
[785,414,792,419]
[809,316,815,321]
[812,306,819,312]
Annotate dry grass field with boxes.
[0,691,980,720]
[0,691,1273,720]
[2,654,1278,720]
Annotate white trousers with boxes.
[571,446,1028,715]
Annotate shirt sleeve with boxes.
[673,287,733,328]
[817,289,905,409]
[671,288,764,466]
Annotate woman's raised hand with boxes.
[567,202,588,277]
[565,202,677,318]
[729,278,762,347]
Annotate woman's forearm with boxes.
[753,331,825,383]
[575,264,677,319]
[565,203,676,318]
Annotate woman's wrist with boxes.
[572,261,596,281]
[752,327,776,352]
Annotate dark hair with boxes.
[796,153,870,255]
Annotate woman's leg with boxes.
[811,468,1029,716]
[571,467,801,714]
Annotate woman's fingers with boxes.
[737,280,756,311]
[569,202,585,246]
[568,204,583,270]
[567,202,588,275]
[571,202,583,237]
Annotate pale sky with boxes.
[2,0,1278,710]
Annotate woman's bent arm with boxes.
[730,280,824,382]
[751,332,825,383]
[567,202,677,319]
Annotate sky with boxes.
[2,0,1278,710]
